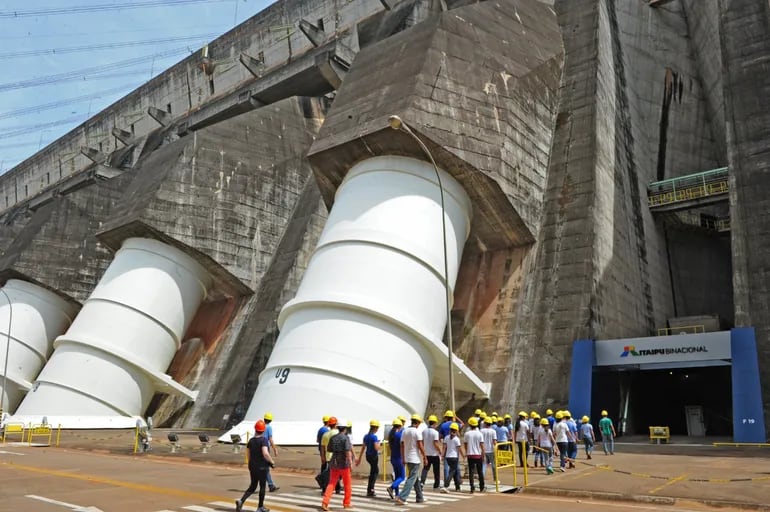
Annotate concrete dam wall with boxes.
[0,0,768,439]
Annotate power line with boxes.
[0,0,234,18]
[0,33,218,59]
[0,114,89,139]
[0,47,191,91]
[0,84,142,120]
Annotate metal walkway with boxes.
[647,167,729,213]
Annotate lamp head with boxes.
[198,433,210,443]
[388,115,403,130]
[230,434,242,444]
[167,432,179,443]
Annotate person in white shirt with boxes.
[480,417,498,483]
[514,411,530,468]
[552,411,570,472]
[395,414,426,505]
[441,423,464,493]
[420,415,442,489]
[463,417,485,493]
[536,418,556,474]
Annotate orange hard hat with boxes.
[328,416,338,426]
[255,420,266,432]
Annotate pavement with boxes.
[7,428,770,511]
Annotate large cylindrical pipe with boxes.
[13,238,211,428]
[225,155,472,443]
[0,279,79,415]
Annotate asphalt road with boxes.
[0,446,747,512]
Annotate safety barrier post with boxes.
[133,425,140,454]
[494,441,515,492]
[56,425,61,447]
[244,431,250,463]
[2,422,26,443]
[381,441,390,482]
[520,441,528,487]
[27,423,53,446]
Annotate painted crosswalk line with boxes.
[157,480,489,512]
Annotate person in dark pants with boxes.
[420,415,442,489]
[356,420,381,497]
[463,417,485,493]
[236,419,275,512]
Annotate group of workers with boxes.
[234,408,618,511]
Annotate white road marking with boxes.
[25,495,104,511]
[0,449,25,455]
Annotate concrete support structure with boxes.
[224,156,486,443]
[12,238,210,428]
[0,279,78,415]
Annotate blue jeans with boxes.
[390,459,405,492]
[398,462,423,501]
[484,452,497,482]
[266,468,275,487]
[556,442,568,468]
[602,433,614,454]
[584,438,594,456]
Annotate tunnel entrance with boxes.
[568,330,766,443]
[592,365,732,437]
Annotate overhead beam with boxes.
[299,19,327,48]
[147,106,171,126]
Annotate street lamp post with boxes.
[388,115,456,414]
[0,286,13,423]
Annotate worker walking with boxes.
[235,419,275,512]
[386,418,405,500]
[263,412,279,492]
[321,420,353,511]
[599,410,616,455]
[356,420,381,497]
[420,415,442,489]
[395,414,425,505]
[514,411,530,468]
[536,418,556,474]
[580,416,595,459]
[553,411,569,472]
[464,417,485,493]
[440,422,464,492]
[480,417,497,483]
[317,415,331,472]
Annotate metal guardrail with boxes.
[648,167,729,208]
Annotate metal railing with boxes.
[648,167,729,208]
[657,325,706,336]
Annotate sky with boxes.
[0,0,276,175]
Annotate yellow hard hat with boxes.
[392,418,403,427]
[322,415,330,422]
[444,410,454,418]
[428,415,439,423]
[505,413,513,419]
[490,415,498,422]
[491,411,498,417]
[450,422,459,431]
[517,411,527,418]
[411,413,423,423]
[601,410,608,416]
[555,411,564,419]
[532,413,540,419]
[370,419,380,427]
[264,412,273,421]
[347,420,353,427]
[546,409,554,415]
[563,411,572,418]
[540,418,549,426]
[398,415,407,424]
[475,409,483,415]
[582,416,589,423]
[484,416,494,424]
[468,417,479,427]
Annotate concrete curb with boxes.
[523,485,770,511]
